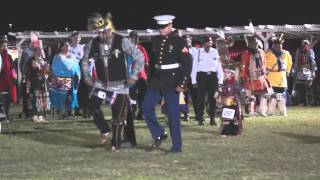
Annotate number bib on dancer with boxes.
[97,91,106,100]
[222,108,236,120]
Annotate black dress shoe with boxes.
[166,149,181,154]
[198,120,204,126]
[74,111,82,117]
[136,111,144,120]
[210,118,217,126]
[183,113,189,121]
[152,132,168,148]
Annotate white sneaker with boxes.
[100,132,110,144]
[33,116,41,123]
[38,116,48,122]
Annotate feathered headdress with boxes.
[271,33,285,44]
[30,31,42,49]
[244,19,263,48]
[215,29,234,48]
[87,12,115,32]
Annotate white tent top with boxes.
[8,24,320,50]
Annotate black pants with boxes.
[129,78,147,117]
[89,92,134,149]
[123,101,136,146]
[187,80,198,119]
[21,81,31,117]
[89,95,110,134]
[77,79,91,117]
[196,72,218,122]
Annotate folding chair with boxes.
[0,92,10,134]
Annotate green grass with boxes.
[0,106,320,180]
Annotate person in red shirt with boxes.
[0,35,17,117]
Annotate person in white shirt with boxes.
[191,37,224,125]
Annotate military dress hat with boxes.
[153,15,175,26]
[301,39,310,45]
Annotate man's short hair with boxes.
[71,31,81,37]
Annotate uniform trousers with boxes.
[142,89,181,151]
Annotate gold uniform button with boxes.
[172,72,175,75]
[160,52,163,55]
[159,61,162,64]
[159,57,162,59]
[161,43,165,46]
[181,85,184,88]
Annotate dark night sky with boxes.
[0,0,319,34]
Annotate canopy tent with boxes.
[8,24,320,50]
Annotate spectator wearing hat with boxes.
[265,35,292,116]
[82,13,144,151]
[0,35,17,117]
[240,35,270,117]
[142,15,192,153]
[292,39,317,106]
[191,36,224,125]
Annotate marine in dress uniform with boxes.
[190,37,224,125]
[142,15,192,153]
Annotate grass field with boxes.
[0,106,319,180]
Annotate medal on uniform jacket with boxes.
[169,45,174,53]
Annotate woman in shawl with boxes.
[50,41,80,119]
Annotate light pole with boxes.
[8,24,12,32]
